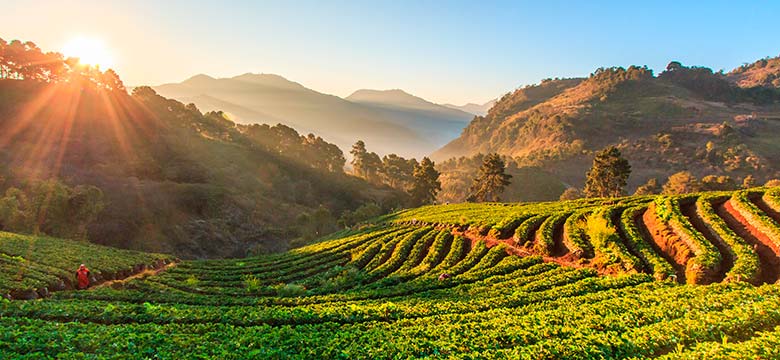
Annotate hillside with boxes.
[0,232,174,299]
[728,55,780,88]
[346,89,472,145]
[154,74,469,157]
[3,187,780,357]
[0,41,411,259]
[434,62,780,191]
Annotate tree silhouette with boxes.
[466,153,512,202]
[409,157,441,206]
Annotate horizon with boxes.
[2,0,779,105]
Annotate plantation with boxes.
[2,187,780,358]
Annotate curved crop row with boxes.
[695,195,761,283]
[619,206,675,280]
[654,196,722,284]
[533,213,569,256]
[730,191,780,249]
[563,209,594,259]
[587,207,642,273]
[514,215,547,247]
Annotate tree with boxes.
[583,146,631,198]
[381,154,416,190]
[466,153,512,202]
[765,179,780,187]
[409,157,441,206]
[349,141,381,183]
[666,61,683,72]
[559,187,582,201]
[701,175,736,191]
[743,175,757,189]
[662,172,701,195]
[634,178,660,195]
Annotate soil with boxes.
[681,202,731,283]
[716,200,780,284]
[641,205,688,283]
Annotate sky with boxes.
[2,0,780,105]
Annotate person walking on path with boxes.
[76,264,91,290]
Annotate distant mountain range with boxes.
[154,74,473,157]
[442,100,496,116]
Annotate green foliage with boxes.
[0,231,172,297]
[466,153,512,202]
[409,157,441,206]
[338,203,383,228]
[584,146,631,198]
[0,179,104,240]
[242,274,262,293]
[437,154,565,203]
[663,171,702,195]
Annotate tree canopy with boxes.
[584,146,631,198]
[409,157,441,206]
[466,153,512,202]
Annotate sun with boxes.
[61,36,114,69]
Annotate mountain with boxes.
[154,74,468,157]
[442,99,496,116]
[0,48,414,260]
[433,61,780,191]
[345,89,473,146]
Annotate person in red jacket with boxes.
[76,264,91,290]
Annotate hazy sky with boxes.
[2,0,779,104]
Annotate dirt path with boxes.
[681,202,731,283]
[93,262,177,290]
[641,206,687,283]
[716,200,780,284]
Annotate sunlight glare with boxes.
[62,37,114,69]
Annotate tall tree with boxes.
[409,157,441,206]
[350,140,369,178]
[584,146,631,198]
[381,154,417,190]
[466,153,512,202]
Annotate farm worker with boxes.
[76,264,91,290]
[438,273,451,281]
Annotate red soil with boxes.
[716,200,780,284]
[641,205,689,283]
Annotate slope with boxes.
[154,74,434,157]
[3,188,780,358]
[346,89,473,145]
[434,62,780,190]
[0,79,401,259]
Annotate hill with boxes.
[728,55,780,88]
[442,99,496,116]
[2,187,780,357]
[0,232,174,299]
[0,40,403,259]
[433,62,780,191]
[346,89,473,145]
[154,74,470,157]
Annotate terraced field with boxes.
[2,188,780,358]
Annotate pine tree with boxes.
[409,157,441,206]
[466,153,512,202]
[584,146,631,198]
